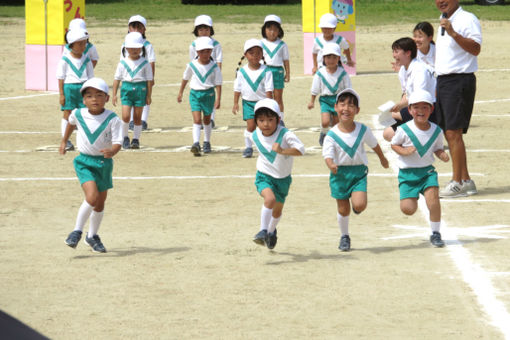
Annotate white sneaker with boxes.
[440,181,467,198]
[462,179,478,196]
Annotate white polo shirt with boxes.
[435,7,482,76]
[234,64,274,101]
[417,43,435,69]
[182,59,222,90]
[311,66,351,97]
[189,38,223,63]
[114,57,153,82]
[56,54,94,84]
[398,59,436,101]
[261,38,289,67]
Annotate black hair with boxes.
[234,47,266,78]
[193,24,215,37]
[122,46,147,58]
[392,37,417,60]
[336,92,359,107]
[128,22,146,39]
[254,107,280,123]
[261,21,284,39]
[413,21,435,45]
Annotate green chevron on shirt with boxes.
[327,124,367,158]
[62,56,91,78]
[401,123,441,157]
[252,127,289,163]
[75,109,117,145]
[317,69,347,94]
[262,41,284,58]
[240,67,269,92]
[120,59,148,78]
[189,62,218,83]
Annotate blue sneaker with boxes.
[253,230,267,245]
[84,234,107,253]
[430,232,445,247]
[211,119,216,129]
[142,120,148,131]
[65,230,82,248]
[190,142,201,157]
[242,147,253,158]
[128,121,134,131]
[130,138,140,149]
[203,141,211,153]
[122,136,130,149]
[319,132,326,146]
[339,235,351,251]
[265,229,277,249]
[65,140,75,151]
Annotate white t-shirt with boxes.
[63,42,99,62]
[120,40,156,63]
[322,123,378,166]
[183,59,222,90]
[397,59,436,101]
[252,126,305,178]
[69,108,123,156]
[56,54,94,83]
[261,38,289,67]
[417,43,435,70]
[189,38,223,63]
[114,57,153,82]
[233,64,274,101]
[391,120,444,169]
[435,7,482,76]
[311,66,351,97]
[312,34,350,66]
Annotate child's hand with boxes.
[311,66,317,75]
[403,146,417,155]
[146,96,152,105]
[272,143,282,154]
[284,74,290,82]
[59,140,67,155]
[380,157,389,169]
[391,61,400,72]
[101,148,115,159]
[436,149,450,162]
[177,93,183,103]
[112,95,117,107]
[214,99,221,110]
[232,103,239,115]
[328,163,338,174]
[59,94,65,106]
[307,102,314,110]
[346,59,356,67]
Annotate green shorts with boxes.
[255,171,292,203]
[268,66,285,90]
[319,95,337,116]
[61,83,86,111]
[242,99,257,121]
[398,165,438,199]
[329,164,368,200]
[190,88,215,116]
[73,153,114,192]
[121,81,147,107]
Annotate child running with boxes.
[251,98,305,249]
[233,39,274,158]
[312,13,354,74]
[60,78,123,253]
[308,43,351,146]
[178,37,222,156]
[391,90,449,247]
[64,18,99,68]
[113,32,153,150]
[261,14,290,122]
[57,28,94,151]
[323,88,389,251]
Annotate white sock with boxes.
[244,129,253,148]
[192,124,201,144]
[260,205,272,231]
[321,127,330,134]
[211,108,216,121]
[203,123,212,142]
[268,216,281,234]
[61,119,68,137]
[133,124,142,139]
[130,107,134,122]
[280,111,284,121]
[430,221,441,233]
[337,212,349,236]
[75,200,94,231]
[122,121,129,138]
[88,210,104,238]
[141,105,150,122]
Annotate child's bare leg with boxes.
[88,190,107,238]
[274,89,284,115]
[321,112,331,130]
[400,198,418,215]
[268,201,284,233]
[424,186,441,222]
[61,110,72,138]
[121,106,132,138]
[246,118,256,133]
[132,106,144,142]
[350,191,367,214]
[244,119,256,150]
[383,127,396,142]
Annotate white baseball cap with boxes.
[264,14,282,24]
[67,28,88,44]
[244,38,263,53]
[319,13,338,28]
[68,18,86,31]
[194,37,214,51]
[408,90,434,105]
[336,88,361,106]
[194,14,213,27]
[80,77,109,95]
[322,43,342,57]
[124,32,144,48]
[254,98,282,118]
[128,15,147,28]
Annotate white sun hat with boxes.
[336,88,361,106]
[124,32,144,48]
[408,90,434,105]
[264,14,282,24]
[254,98,282,118]
[194,37,214,51]
[80,77,109,95]
[67,28,88,44]
[322,43,342,57]
[244,38,263,53]
[128,15,147,28]
[194,14,213,27]
[319,13,338,28]
[68,18,87,31]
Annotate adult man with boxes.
[435,0,482,197]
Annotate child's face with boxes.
[197,49,212,64]
[126,47,142,59]
[265,24,280,42]
[82,88,109,114]
[392,48,411,66]
[256,113,279,136]
[197,26,211,37]
[324,54,340,68]
[321,27,336,39]
[413,30,433,51]
[245,47,263,66]
[129,23,146,35]
[71,40,87,55]
[335,99,360,123]
[409,102,433,124]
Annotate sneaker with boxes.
[253,230,267,245]
[65,230,82,248]
[430,231,445,247]
[242,147,253,158]
[122,136,130,149]
[319,132,326,146]
[128,121,134,131]
[142,120,148,131]
[190,142,201,157]
[84,234,107,253]
[265,229,277,249]
[439,181,467,198]
[65,140,74,151]
[211,120,216,129]
[203,141,211,153]
[339,235,351,251]
[462,179,478,196]
[131,138,140,149]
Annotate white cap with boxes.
[408,90,434,105]
[264,14,282,24]
[124,32,144,48]
[80,77,109,95]
[322,43,342,57]
[67,28,88,44]
[194,37,214,51]
[194,14,213,27]
[254,98,282,118]
[128,15,147,28]
[244,38,263,53]
[68,18,86,31]
[336,88,361,106]
[319,13,338,28]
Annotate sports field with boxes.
[1,13,510,339]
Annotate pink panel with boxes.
[303,32,356,76]
[25,44,64,91]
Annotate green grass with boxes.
[1,0,509,25]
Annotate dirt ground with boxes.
[1,16,510,339]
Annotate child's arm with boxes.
[59,123,76,155]
[146,80,152,105]
[272,143,303,156]
[344,49,355,67]
[391,94,408,113]
[284,60,290,82]
[150,62,155,86]
[232,91,241,114]
[325,158,338,175]
[391,144,416,156]
[100,144,121,159]
[214,85,222,109]
[312,53,318,74]
[217,62,222,70]
[308,95,317,110]
[434,149,450,162]
[58,79,65,106]
[372,144,389,168]
[177,79,188,103]
[112,79,120,107]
